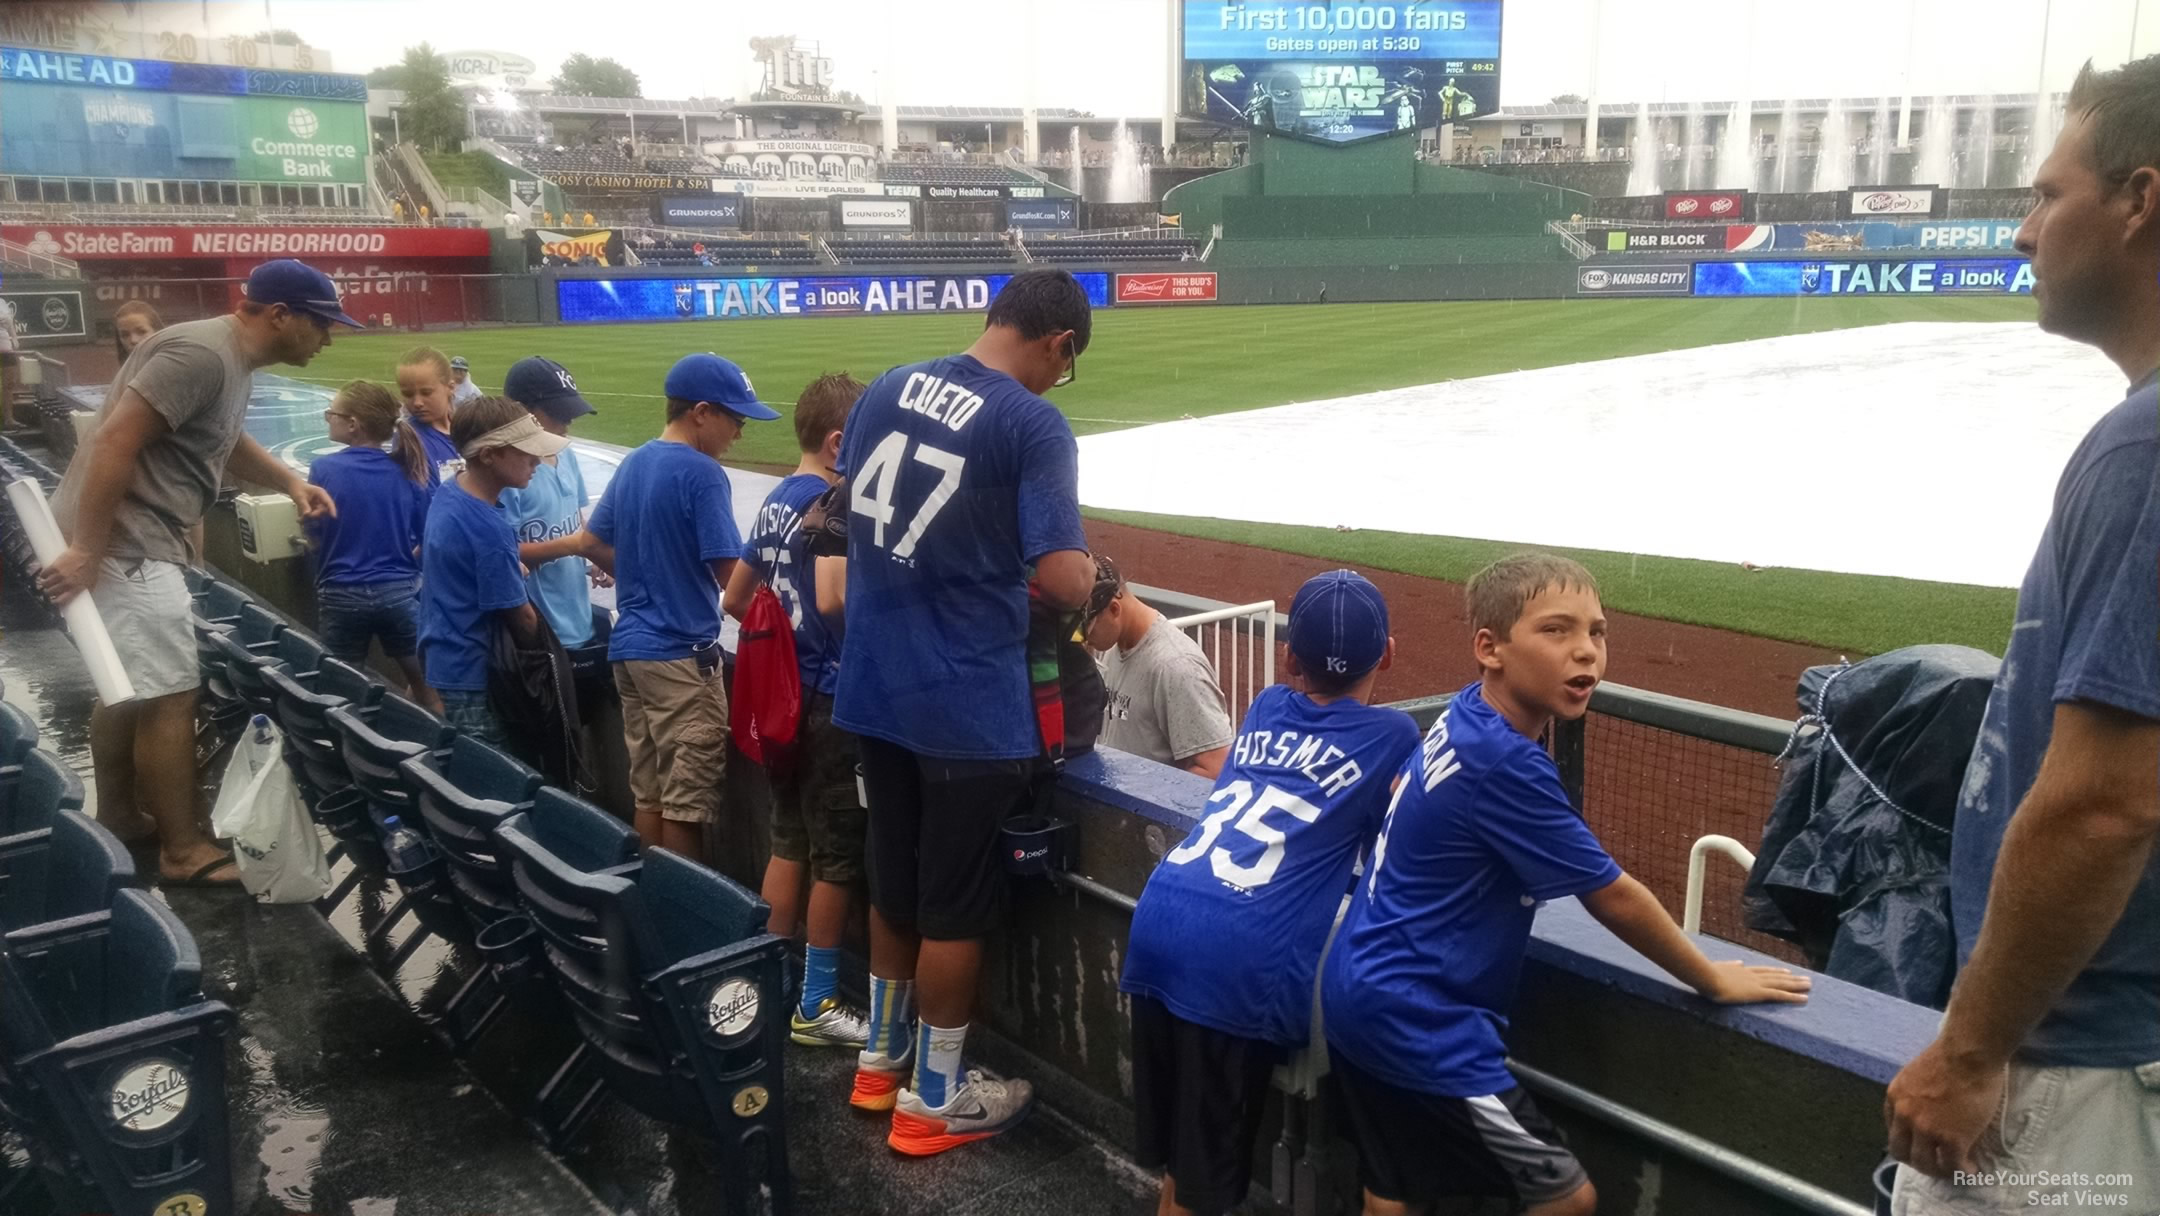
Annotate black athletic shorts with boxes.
[1130,994,1284,1216]
[858,734,1036,941]
[1331,1050,1587,1210]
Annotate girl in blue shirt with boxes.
[397,346,463,486]
[306,380,439,714]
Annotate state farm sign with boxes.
[1,225,491,262]
[1115,272,1216,304]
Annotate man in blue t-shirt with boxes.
[834,270,1097,1155]
[1886,56,2160,1214]
[1122,570,1420,1216]
[571,353,775,863]
[499,355,606,649]
[1321,555,1807,1216]
[723,373,869,1053]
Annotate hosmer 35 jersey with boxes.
[1120,684,1421,1045]
[834,354,1085,761]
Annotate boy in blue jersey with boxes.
[1321,554,1810,1216]
[418,396,565,747]
[835,270,1097,1155]
[570,353,777,863]
[499,356,608,650]
[1123,570,1420,1216]
[723,373,871,1052]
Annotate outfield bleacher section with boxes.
[824,235,1016,265]
[1206,235,1573,267]
[1027,236,1201,264]
[878,163,1037,187]
[635,237,818,266]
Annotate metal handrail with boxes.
[1547,219,1596,260]
[1510,1062,1872,1216]
[0,238,80,279]
[1684,835,1759,934]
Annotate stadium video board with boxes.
[1692,258,2033,297]
[558,272,1113,323]
[1180,1,1503,144]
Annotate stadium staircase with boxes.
[0,237,78,279]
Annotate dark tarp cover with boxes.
[1744,644,1999,1008]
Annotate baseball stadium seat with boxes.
[325,695,454,956]
[0,808,134,934]
[0,888,233,1216]
[1,750,84,838]
[495,800,791,1212]
[207,602,289,717]
[0,702,38,765]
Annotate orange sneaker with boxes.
[886,1071,1034,1156]
[850,1047,909,1112]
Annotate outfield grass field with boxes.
[296,295,2034,655]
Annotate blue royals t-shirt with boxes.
[413,422,461,488]
[1951,372,2160,1067]
[418,480,529,692]
[1323,684,1622,1097]
[743,473,842,697]
[834,354,1086,760]
[587,440,742,663]
[304,445,424,587]
[1122,685,1421,1045]
[498,448,593,647]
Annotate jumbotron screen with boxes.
[1181,1,1503,144]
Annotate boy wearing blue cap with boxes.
[1320,554,1809,1216]
[580,352,778,862]
[499,356,606,651]
[1120,570,1419,1216]
[43,258,352,889]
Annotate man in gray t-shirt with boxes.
[38,259,353,889]
[1082,557,1233,778]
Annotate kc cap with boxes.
[1287,570,1390,681]
[503,356,595,422]
[449,355,470,371]
[242,259,363,328]
[664,352,781,421]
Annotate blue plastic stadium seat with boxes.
[0,888,233,1216]
[400,738,544,932]
[264,656,383,808]
[1,750,85,838]
[327,694,451,826]
[0,809,135,933]
[0,702,39,763]
[494,811,789,1211]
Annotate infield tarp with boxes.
[1073,322,2121,587]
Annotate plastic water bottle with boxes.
[251,714,275,746]
[381,815,436,873]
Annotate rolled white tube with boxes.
[5,478,137,706]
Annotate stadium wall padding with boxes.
[1212,262,1577,302]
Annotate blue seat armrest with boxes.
[594,861,644,881]
[2,907,112,954]
[34,997,232,1059]
[646,931,791,990]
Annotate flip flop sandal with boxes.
[163,854,243,890]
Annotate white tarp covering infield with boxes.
[1075,322,2131,589]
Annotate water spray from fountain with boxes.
[1714,100,1754,190]
[1816,97,1852,192]
[1916,95,1952,187]
[1109,120,1145,204]
[1972,95,1997,189]
[1626,101,1659,195]
[1683,103,1706,189]
[1870,98,1892,184]
[1773,98,1799,193]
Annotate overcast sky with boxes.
[141,0,2158,114]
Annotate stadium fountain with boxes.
[1970,95,1997,188]
[1714,99,1753,191]
[1816,97,1853,192]
[1772,98,1800,193]
[1869,97,1892,185]
[1068,125,1083,192]
[1917,94,1952,188]
[1626,101,1660,195]
[1108,120,1147,204]
[2022,94,2060,187]
[1683,102,1706,189]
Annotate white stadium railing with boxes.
[1166,601,1278,724]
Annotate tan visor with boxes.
[461,414,571,460]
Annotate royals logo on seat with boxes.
[705,976,762,1038]
[108,1059,192,1133]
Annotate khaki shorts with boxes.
[614,657,728,824]
[1893,1061,2160,1214]
[767,694,866,884]
[93,557,197,701]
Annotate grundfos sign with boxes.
[4,225,491,261]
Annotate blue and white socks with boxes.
[865,974,915,1060]
[800,945,840,1020]
[914,1020,968,1110]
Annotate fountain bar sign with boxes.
[1840,186,1945,220]
[1661,190,1750,221]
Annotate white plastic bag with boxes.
[210,717,331,903]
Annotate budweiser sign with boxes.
[2,224,491,262]
[1115,272,1217,305]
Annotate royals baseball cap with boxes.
[449,355,470,371]
[664,353,781,421]
[1288,570,1390,681]
[503,356,595,421]
[242,259,363,328]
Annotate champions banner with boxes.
[1180,1,1501,143]
[558,272,1113,323]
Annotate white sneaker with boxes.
[790,998,870,1049]
[887,1069,1035,1156]
[851,1043,912,1111]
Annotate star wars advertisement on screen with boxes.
[1181,1,1503,144]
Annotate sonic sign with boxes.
[1180,1,1503,143]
